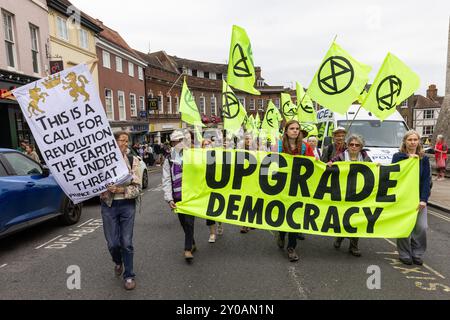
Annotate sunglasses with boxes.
[348,143,361,147]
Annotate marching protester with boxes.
[392,130,430,266]
[100,131,142,290]
[327,134,371,257]
[162,129,197,262]
[276,120,314,262]
[25,144,41,163]
[321,127,347,162]
[307,136,321,160]
[239,132,257,234]
[202,138,224,241]
[434,134,448,181]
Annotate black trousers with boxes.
[279,232,297,249]
[177,213,195,251]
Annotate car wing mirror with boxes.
[42,165,50,177]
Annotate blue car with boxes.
[0,148,82,238]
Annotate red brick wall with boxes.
[97,47,146,121]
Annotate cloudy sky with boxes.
[70,0,450,96]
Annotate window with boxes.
[102,50,111,69]
[29,24,40,73]
[211,96,217,116]
[192,69,197,77]
[399,99,408,108]
[105,89,114,120]
[257,79,264,87]
[79,29,88,49]
[198,70,204,78]
[257,99,263,111]
[199,96,206,114]
[56,16,68,41]
[116,56,122,73]
[3,152,42,176]
[217,73,223,80]
[249,98,255,111]
[139,96,145,111]
[158,94,163,113]
[238,97,245,108]
[424,110,434,119]
[204,72,209,79]
[3,11,16,68]
[167,96,172,114]
[118,91,126,120]
[274,98,280,108]
[210,72,217,80]
[128,62,134,77]
[130,93,137,117]
[138,66,144,80]
[423,125,434,135]
[175,97,179,113]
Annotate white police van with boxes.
[317,104,409,164]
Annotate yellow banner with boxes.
[176,149,419,238]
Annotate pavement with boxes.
[429,176,450,213]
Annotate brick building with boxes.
[0,0,50,148]
[399,84,444,141]
[94,20,147,144]
[136,50,288,143]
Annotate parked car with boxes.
[0,148,82,238]
[127,147,148,189]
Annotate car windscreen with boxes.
[337,120,408,148]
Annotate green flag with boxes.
[357,88,367,104]
[262,101,282,135]
[222,80,247,135]
[300,122,318,138]
[227,25,260,95]
[296,82,317,123]
[255,112,261,129]
[307,42,372,114]
[243,114,255,133]
[179,78,206,127]
[281,93,297,120]
[362,53,420,121]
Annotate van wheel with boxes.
[142,169,148,189]
[59,197,82,225]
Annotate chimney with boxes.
[426,84,438,101]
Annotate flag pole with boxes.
[167,73,185,95]
[345,105,362,132]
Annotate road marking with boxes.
[383,238,445,280]
[77,218,94,228]
[288,266,308,299]
[429,211,450,223]
[35,235,63,249]
[0,264,7,269]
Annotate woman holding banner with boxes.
[392,130,430,266]
[162,129,197,262]
[276,120,314,262]
[327,134,371,257]
[100,131,142,291]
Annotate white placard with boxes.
[13,64,130,204]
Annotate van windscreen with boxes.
[337,120,408,148]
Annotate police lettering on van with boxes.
[317,104,408,165]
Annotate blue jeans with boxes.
[101,199,136,279]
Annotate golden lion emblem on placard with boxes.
[62,72,90,102]
[28,86,49,118]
